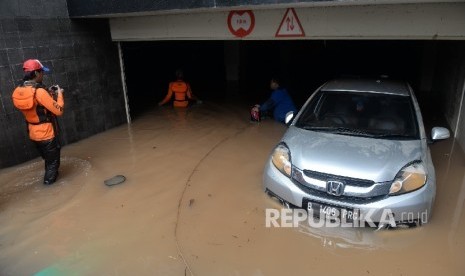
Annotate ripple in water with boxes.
[0,156,92,214]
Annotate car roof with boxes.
[321,78,411,96]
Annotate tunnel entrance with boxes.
[121,40,456,129]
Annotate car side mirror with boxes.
[431,127,450,141]
[285,111,294,125]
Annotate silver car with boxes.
[263,78,450,227]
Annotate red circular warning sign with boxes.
[227,10,255,38]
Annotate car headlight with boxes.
[389,162,427,195]
[271,143,292,177]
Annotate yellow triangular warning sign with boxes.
[275,8,305,37]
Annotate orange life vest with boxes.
[159,80,193,108]
[171,81,189,107]
[13,85,49,124]
[12,83,64,141]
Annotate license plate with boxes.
[303,199,360,222]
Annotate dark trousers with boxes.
[35,137,61,184]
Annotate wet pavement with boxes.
[1,101,464,275]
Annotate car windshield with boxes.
[294,90,419,139]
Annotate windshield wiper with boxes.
[373,133,414,139]
[301,126,374,137]
[335,128,375,137]
[301,126,338,131]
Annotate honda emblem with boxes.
[326,180,345,196]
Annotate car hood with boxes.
[283,127,423,183]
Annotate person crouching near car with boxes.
[11,59,64,185]
[254,77,297,123]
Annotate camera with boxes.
[48,85,61,100]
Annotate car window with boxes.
[295,90,419,139]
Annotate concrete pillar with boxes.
[224,41,241,94]
[419,42,437,94]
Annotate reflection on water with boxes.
[265,193,430,253]
[295,213,429,252]
[298,218,381,251]
[0,102,464,275]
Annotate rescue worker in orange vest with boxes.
[158,70,198,107]
[12,59,64,185]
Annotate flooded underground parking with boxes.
[2,1,465,275]
[1,102,464,275]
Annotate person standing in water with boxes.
[12,59,65,185]
[158,69,199,107]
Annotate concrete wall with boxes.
[432,41,465,150]
[110,3,465,41]
[66,0,464,17]
[0,0,127,168]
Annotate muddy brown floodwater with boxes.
[1,101,464,275]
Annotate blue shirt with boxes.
[260,88,297,123]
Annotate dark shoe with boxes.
[44,172,59,185]
[44,179,55,185]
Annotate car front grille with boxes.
[303,170,374,187]
[291,167,391,203]
[293,179,387,205]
